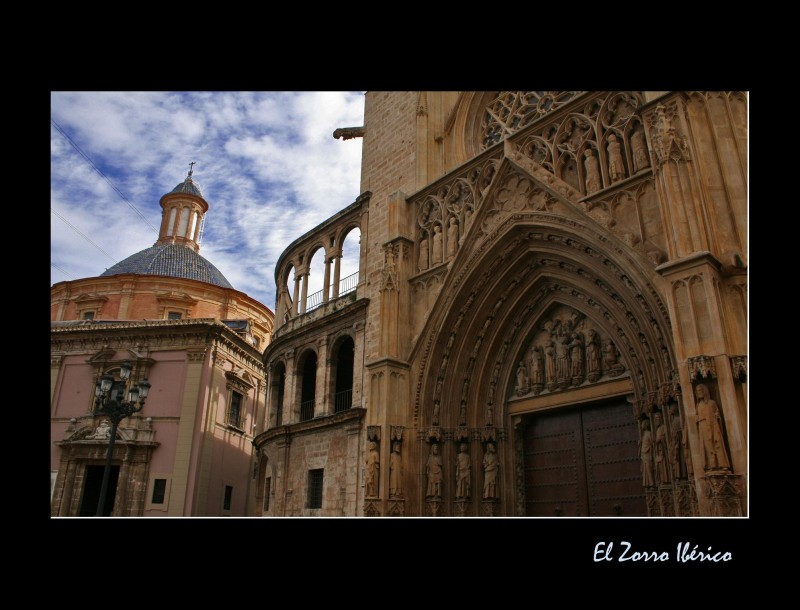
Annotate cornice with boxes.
[252,407,366,449]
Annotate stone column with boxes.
[292,274,301,316]
[322,257,332,303]
[331,254,342,298]
[299,270,309,314]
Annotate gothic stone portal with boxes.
[522,398,646,517]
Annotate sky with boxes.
[50,91,366,310]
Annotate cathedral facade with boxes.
[252,91,747,517]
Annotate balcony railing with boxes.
[338,271,359,297]
[334,388,353,413]
[300,400,314,422]
[305,271,360,313]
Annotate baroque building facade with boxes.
[252,91,747,517]
[51,171,274,516]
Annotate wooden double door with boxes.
[523,398,646,517]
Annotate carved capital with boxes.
[454,426,470,443]
[688,355,716,381]
[390,425,403,442]
[367,425,381,442]
[480,427,497,444]
[702,473,744,517]
[730,356,747,382]
[425,427,442,443]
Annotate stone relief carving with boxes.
[87,420,111,440]
[730,355,747,382]
[426,443,443,498]
[688,355,717,381]
[455,443,471,499]
[512,307,627,398]
[694,384,731,471]
[480,91,583,149]
[648,103,691,167]
[482,442,499,499]
[499,92,645,198]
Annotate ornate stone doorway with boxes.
[522,398,646,517]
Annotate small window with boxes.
[167,312,182,320]
[152,479,167,504]
[83,311,95,320]
[307,469,323,509]
[228,391,243,428]
[223,485,233,511]
[264,477,271,512]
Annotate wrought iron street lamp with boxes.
[92,360,151,516]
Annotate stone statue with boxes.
[365,441,380,497]
[585,329,600,379]
[669,403,687,479]
[446,217,459,260]
[544,340,557,386]
[654,412,670,485]
[455,443,471,499]
[555,336,569,382]
[530,345,544,386]
[603,339,618,369]
[607,134,626,183]
[462,208,474,242]
[515,360,529,395]
[426,443,443,498]
[482,442,499,499]
[583,149,601,195]
[630,126,650,173]
[569,332,584,379]
[88,419,111,440]
[639,419,655,487]
[418,234,429,271]
[695,384,731,471]
[431,225,443,265]
[389,442,402,497]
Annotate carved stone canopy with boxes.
[688,355,716,381]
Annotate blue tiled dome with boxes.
[170,177,204,198]
[100,243,233,288]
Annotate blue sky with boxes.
[50,91,365,309]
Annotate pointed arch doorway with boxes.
[521,397,646,517]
